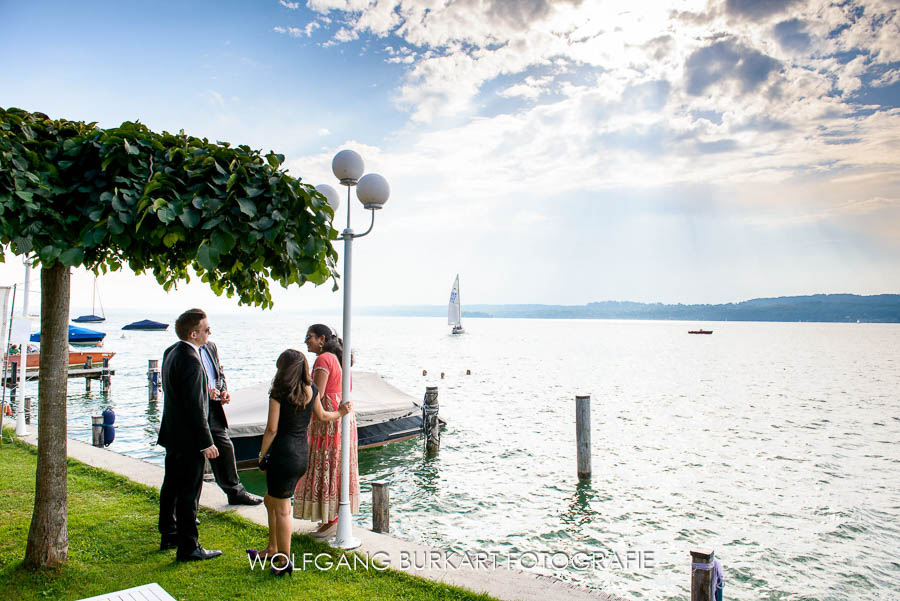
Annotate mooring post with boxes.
[576,395,591,479]
[372,480,389,533]
[147,359,160,401]
[100,357,111,394]
[84,355,92,392]
[423,386,440,455]
[690,549,715,601]
[91,415,104,447]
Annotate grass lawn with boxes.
[0,435,495,601]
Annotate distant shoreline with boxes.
[357,293,900,323]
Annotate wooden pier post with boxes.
[372,480,389,533]
[91,415,104,447]
[575,395,591,480]
[690,549,715,601]
[84,356,92,392]
[147,359,160,401]
[100,357,111,394]
[423,386,440,455]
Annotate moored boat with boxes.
[225,371,443,469]
[688,329,713,334]
[30,324,106,346]
[5,349,115,370]
[73,277,107,323]
[122,319,169,331]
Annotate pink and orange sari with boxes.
[293,351,360,522]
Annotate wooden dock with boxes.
[3,366,115,386]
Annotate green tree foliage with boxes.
[0,107,339,306]
[0,107,341,567]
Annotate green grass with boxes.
[0,433,495,601]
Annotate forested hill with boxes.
[359,294,900,323]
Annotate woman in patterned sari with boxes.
[293,324,360,538]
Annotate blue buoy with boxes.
[101,407,116,446]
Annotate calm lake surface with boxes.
[13,313,900,600]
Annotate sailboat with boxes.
[448,274,464,335]
[73,276,106,323]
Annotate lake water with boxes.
[10,313,900,600]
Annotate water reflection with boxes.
[562,479,599,530]
[414,454,442,496]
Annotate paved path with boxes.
[22,433,625,601]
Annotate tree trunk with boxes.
[25,263,69,568]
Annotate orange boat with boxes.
[5,350,115,370]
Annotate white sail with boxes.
[448,274,461,327]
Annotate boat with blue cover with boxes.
[122,319,169,331]
[30,325,106,346]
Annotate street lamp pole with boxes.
[318,150,389,549]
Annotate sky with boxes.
[1,0,899,315]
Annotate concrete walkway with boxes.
[21,433,624,601]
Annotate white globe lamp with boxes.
[357,173,390,210]
[315,184,341,213]
[332,149,364,186]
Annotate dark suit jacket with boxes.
[202,341,229,429]
[157,341,214,451]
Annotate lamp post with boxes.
[319,149,389,549]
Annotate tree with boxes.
[0,107,338,567]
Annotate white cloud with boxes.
[274,22,321,37]
[279,0,301,8]
[207,90,225,106]
[334,26,360,43]
[273,1,900,301]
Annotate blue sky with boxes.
[1,0,899,312]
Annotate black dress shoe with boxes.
[160,534,179,551]
[227,491,263,506]
[176,546,223,562]
[271,560,293,577]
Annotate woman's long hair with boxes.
[308,323,354,367]
[269,349,312,412]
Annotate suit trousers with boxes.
[208,404,244,497]
[158,447,205,554]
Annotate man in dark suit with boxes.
[157,309,223,562]
[200,340,262,505]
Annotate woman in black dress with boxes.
[247,349,351,575]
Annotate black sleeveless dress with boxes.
[265,384,316,499]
